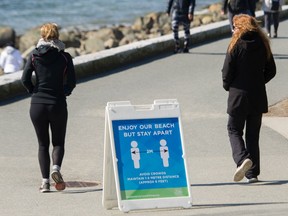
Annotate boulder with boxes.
[65,47,79,58]
[21,46,35,59]
[132,17,144,31]
[85,27,124,41]
[119,34,137,46]
[208,3,222,13]
[59,28,81,48]
[104,38,119,49]
[10,3,228,58]
[19,27,40,53]
[81,38,105,53]
[158,13,171,29]
[201,15,213,25]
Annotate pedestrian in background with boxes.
[0,41,23,74]
[263,0,284,38]
[21,23,76,192]
[249,0,259,17]
[166,0,196,53]
[222,14,276,183]
[221,0,252,32]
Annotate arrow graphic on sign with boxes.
[131,149,168,154]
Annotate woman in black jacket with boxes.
[22,23,76,192]
[222,15,276,183]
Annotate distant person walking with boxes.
[0,42,23,74]
[262,0,284,38]
[222,15,276,183]
[21,23,76,192]
[221,0,252,32]
[166,0,196,53]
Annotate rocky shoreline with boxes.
[0,3,225,60]
[0,1,268,61]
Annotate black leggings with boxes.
[30,103,68,179]
[264,11,280,35]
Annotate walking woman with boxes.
[222,15,276,183]
[21,23,76,192]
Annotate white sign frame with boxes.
[102,99,192,212]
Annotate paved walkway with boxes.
[1,19,288,216]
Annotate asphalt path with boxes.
[1,19,288,216]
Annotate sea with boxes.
[0,0,220,35]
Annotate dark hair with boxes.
[5,41,15,47]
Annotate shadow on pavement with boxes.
[193,201,288,209]
[191,179,288,187]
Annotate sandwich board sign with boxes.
[102,99,192,212]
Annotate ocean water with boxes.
[0,0,220,35]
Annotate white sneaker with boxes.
[247,177,258,183]
[39,183,50,193]
[233,159,253,182]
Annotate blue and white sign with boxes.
[112,117,188,200]
[102,100,192,212]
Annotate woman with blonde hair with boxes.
[22,23,76,192]
[222,15,276,183]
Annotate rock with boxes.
[145,12,160,24]
[12,2,227,59]
[143,16,154,31]
[208,3,222,13]
[160,22,172,35]
[59,30,81,48]
[119,26,134,36]
[19,27,40,53]
[81,38,105,53]
[65,47,79,58]
[111,27,125,41]
[201,15,213,25]
[135,31,149,40]
[21,46,35,59]
[104,38,119,49]
[85,27,123,41]
[158,13,170,29]
[132,17,144,31]
[132,12,161,33]
[119,34,137,46]
[193,17,202,27]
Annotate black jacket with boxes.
[222,32,276,116]
[167,0,195,15]
[21,45,76,104]
[222,0,252,14]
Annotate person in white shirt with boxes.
[0,42,23,74]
